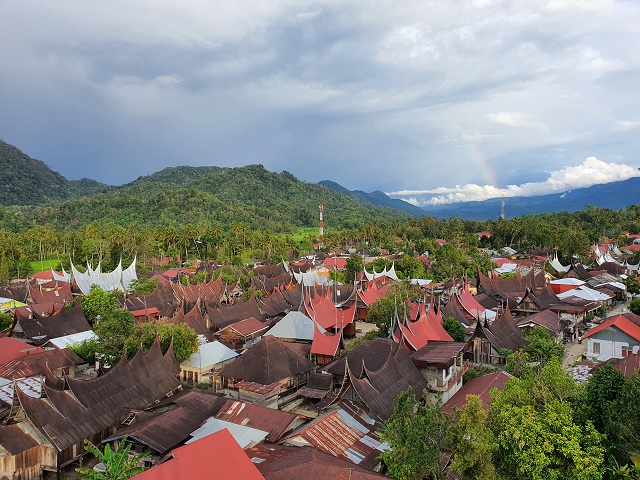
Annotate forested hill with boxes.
[0,140,111,205]
[23,164,408,231]
[319,180,426,217]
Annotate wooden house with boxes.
[217,317,269,350]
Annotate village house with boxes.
[583,313,640,361]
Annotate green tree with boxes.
[76,436,148,479]
[624,276,640,296]
[125,321,198,363]
[344,253,363,284]
[127,277,158,295]
[630,298,640,316]
[524,326,564,364]
[450,395,498,480]
[82,285,121,322]
[0,312,13,331]
[491,359,605,480]
[379,388,451,480]
[443,317,466,342]
[584,363,626,433]
[92,310,136,366]
[608,371,640,469]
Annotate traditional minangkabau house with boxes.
[120,277,177,319]
[516,309,572,342]
[355,279,390,321]
[393,300,454,352]
[476,266,546,309]
[102,389,228,466]
[216,335,314,409]
[10,303,92,346]
[338,343,429,421]
[5,339,181,477]
[512,285,563,317]
[409,341,467,403]
[0,347,84,380]
[205,295,266,332]
[440,299,475,336]
[454,280,497,323]
[464,307,525,365]
[28,281,73,306]
[563,263,593,281]
[304,288,357,339]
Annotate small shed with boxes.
[217,317,269,350]
[180,341,238,387]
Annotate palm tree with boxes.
[76,436,148,479]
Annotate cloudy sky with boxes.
[1,0,639,204]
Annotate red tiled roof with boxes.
[583,315,640,342]
[358,282,389,307]
[133,428,264,480]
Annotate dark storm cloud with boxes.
[0,0,638,199]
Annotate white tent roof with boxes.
[70,257,138,294]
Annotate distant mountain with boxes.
[318,180,425,217]
[420,177,640,220]
[0,140,111,205]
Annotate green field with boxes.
[276,227,319,242]
[30,259,62,274]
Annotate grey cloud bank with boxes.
[0,1,638,199]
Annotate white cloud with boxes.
[485,111,546,129]
[388,157,640,205]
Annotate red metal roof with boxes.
[324,257,348,270]
[583,314,640,342]
[133,428,264,480]
[0,338,45,364]
[441,371,513,416]
[310,323,341,357]
[130,307,160,317]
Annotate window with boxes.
[622,346,633,357]
[593,342,601,355]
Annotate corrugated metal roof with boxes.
[45,330,97,349]
[181,341,238,369]
[0,376,42,406]
[265,311,315,341]
[188,417,268,449]
[215,400,299,442]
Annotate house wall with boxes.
[586,328,640,361]
[0,446,42,480]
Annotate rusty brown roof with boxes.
[17,339,181,451]
[16,303,91,345]
[410,342,466,370]
[246,444,389,480]
[0,424,39,455]
[323,337,394,378]
[104,390,228,454]
[281,400,385,470]
[215,399,299,442]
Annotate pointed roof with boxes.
[218,335,314,385]
[310,323,342,357]
[485,307,525,352]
